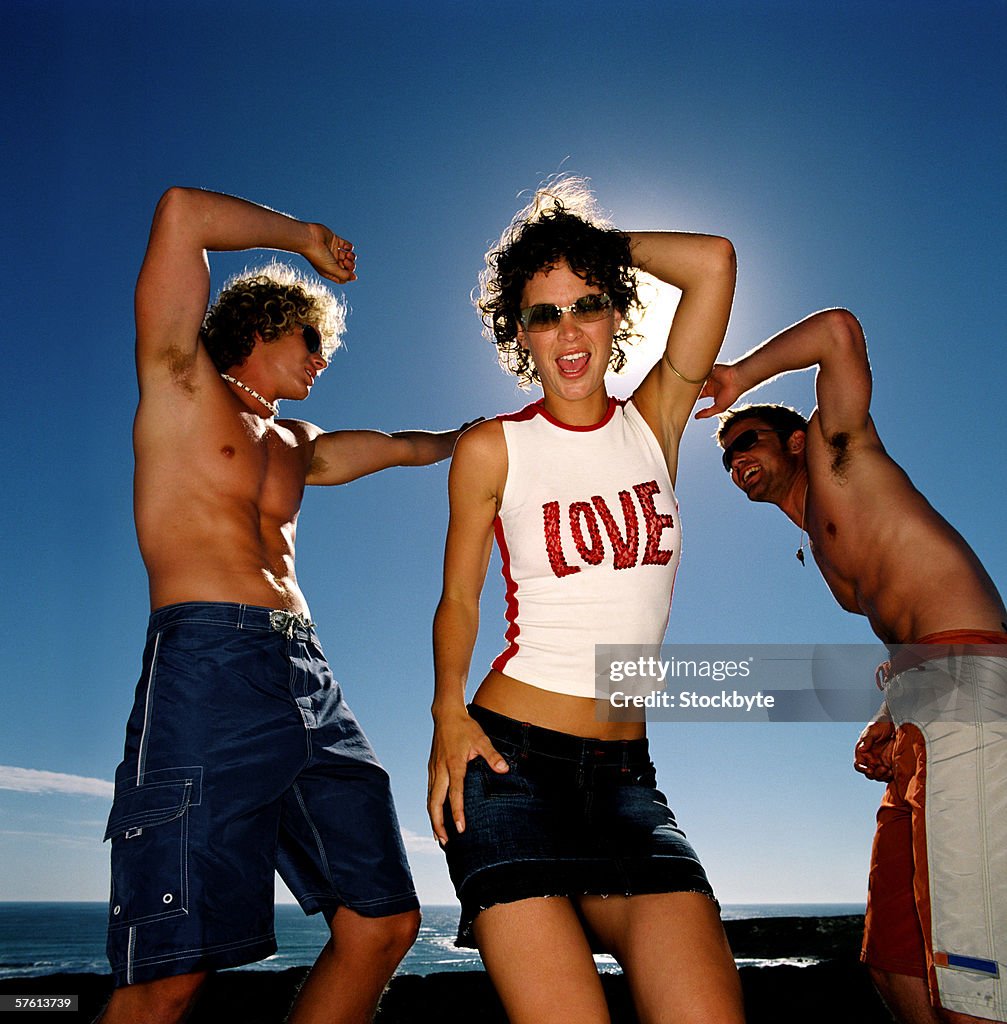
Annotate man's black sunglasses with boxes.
[721,428,789,472]
[299,322,322,354]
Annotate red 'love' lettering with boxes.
[542,480,674,579]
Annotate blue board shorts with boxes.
[104,602,418,987]
[443,704,715,947]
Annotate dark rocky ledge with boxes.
[0,916,893,1022]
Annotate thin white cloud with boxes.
[0,829,96,849]
[399,827,439,855]
[0,765,114,799]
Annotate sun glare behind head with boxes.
[606,272,679,398]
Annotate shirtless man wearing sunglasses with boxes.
[98,187,468,1024]
[697,308,1006,1024]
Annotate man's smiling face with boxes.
[720,417,803,504]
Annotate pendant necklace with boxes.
[796,483,809,565]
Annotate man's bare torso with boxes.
[134,345,315,615]
[804,413,1005,644]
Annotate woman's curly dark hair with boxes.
[201,261,346,372]
[478,177,641,389]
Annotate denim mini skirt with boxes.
[443,704,714,947]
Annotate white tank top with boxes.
[491,397,681,697]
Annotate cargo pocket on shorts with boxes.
[104,766,203,930]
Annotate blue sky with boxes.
[2,0,1004,911]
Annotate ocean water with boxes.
[0,902,865,979]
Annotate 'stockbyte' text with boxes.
[609,690,776,711]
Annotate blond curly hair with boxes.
[201,261,346,371]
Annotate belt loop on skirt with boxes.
[518,721,531,760]
[574,737,585,786]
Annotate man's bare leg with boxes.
[95,971,208,1024]
[287,907,420,1024]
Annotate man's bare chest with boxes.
[172,418,308,524]
[806,495,875,615]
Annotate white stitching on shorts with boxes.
[126,926,136,985]
[136,631,162,785]
[293,782,335,890]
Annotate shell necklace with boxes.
[220,374,278,417]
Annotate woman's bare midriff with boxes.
[472,670,646,741]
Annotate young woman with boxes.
[428,179,744,1024]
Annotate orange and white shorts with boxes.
[862,631,1007,1021]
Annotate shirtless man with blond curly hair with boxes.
[99,187,465,1024]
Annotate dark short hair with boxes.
[717,403,809,445]
[201,261,345,372]
[477,177,641,389]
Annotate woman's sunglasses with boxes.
[519,293,614,333]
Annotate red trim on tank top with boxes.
[497,397,621,432]
[491,516,521,672]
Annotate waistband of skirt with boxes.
[147,601,317,638]
[875,629,1007,688]
[468,703,650,766]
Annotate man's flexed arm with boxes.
[134,187,356,387]
[696,308,872,440]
